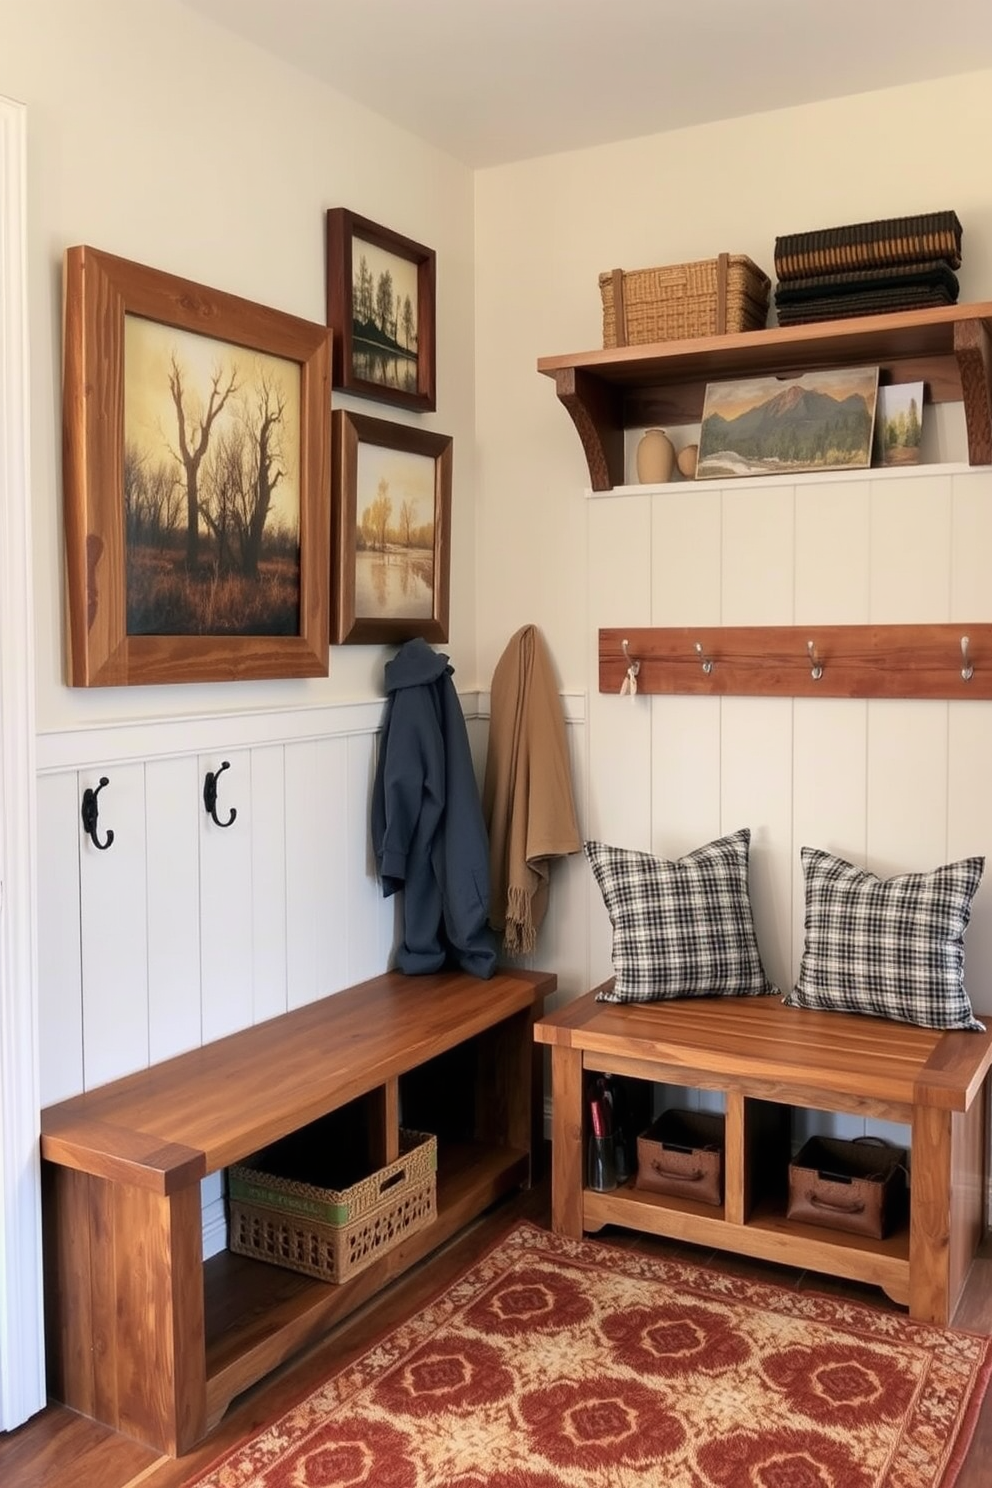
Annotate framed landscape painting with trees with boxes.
[331,410,450,645]
[326,208,436,413]
[62,246,332,685]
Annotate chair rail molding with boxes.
[0,92,45,1430]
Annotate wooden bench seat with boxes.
[535,985,992,1324]
[41,966,554,1456]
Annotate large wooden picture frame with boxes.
[326,208,436,413]
[62,246,332,686]
[331,410,451,645]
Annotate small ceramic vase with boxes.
[636,428,676,484]
[677,443,699,479]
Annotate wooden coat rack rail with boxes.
[600,624,992,701]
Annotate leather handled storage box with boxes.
[635,1108,725,1206]
[787,1134,906,1239]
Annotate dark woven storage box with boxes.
[228,1127,437,1283]
[635,1108,725,1206]
[787,1134,906,1239]
[774,209,962,281]
[599,253,770,347]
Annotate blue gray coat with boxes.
[371,638,496,979]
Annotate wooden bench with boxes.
[41,966,554,1456]
[534,985,992,1325]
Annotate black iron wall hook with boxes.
[203,760,237,828]
[81,776,114,850]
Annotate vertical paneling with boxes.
[792,700,868,970]
[146,756,201,1062]
[249,745,288,1025]
[869,475,953,620]
[721,482,794,624]
[866,704,948,872]
[795,480,870,623]
[528,708,592,1009]
[78,764,149,1088]
[950,469,992,620]
[719,484,794,995]
[344,732,387,987]
[720,697,794,996]
[652,486,722,624]
[651,696,721,854]
[198,750,253,1044]
[35,773,83,1106]
[284,737,320,1007]
[285,735,352,1006]
[586,493,653,981]
[312,735,351,998]
[947,705,992,1017]
[651,490,724,861]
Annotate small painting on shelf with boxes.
[873,381,924,467]
[696,366,879,480]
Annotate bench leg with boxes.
[44,1164,206,1455]
[550,1046,585,1237]
[910,1090,988,1325]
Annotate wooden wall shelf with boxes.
[600,624,992,701]
[539,302,992,490]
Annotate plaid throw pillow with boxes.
[785,847,985,1031]
[586,829,778,1004]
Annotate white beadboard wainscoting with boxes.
[583,461,992,1159]
[34,691,589,1258]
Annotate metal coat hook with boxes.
[620,638,640,697]
[81,776,114,851]
[961,635,975,681]
[694,641,714,675]
[807,640,823,681]
[203,761,237,828]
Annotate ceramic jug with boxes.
[636,428,675,484]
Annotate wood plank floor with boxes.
[3,1168,991,1488]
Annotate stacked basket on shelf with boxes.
[773,210,963,325]
[599,251,770,346]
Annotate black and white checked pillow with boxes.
[785,847,985,1031]
[586,829,778,1004]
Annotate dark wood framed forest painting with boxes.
[326,208,436,413]
[62,246,332,685]
[331,410,450,645]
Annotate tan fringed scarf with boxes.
[483,625,581,953]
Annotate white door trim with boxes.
[0,92,44,1430]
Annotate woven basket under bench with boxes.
[228,1127,437,1283]
[600,252,770,346]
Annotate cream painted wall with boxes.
[1,0,478,731]
[473,69,992,689]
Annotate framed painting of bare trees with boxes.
[326,208,436,413]
[62,246,332,685]
[331,410,451,645]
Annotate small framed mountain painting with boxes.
[696,365,879,480]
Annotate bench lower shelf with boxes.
[583,1182,911,1304]
[204,1141,529,1427]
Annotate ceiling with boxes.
[178,0,992,168]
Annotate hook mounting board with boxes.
[600,624,992,700]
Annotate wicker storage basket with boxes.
[228,1128,437,1283]
[635,1108,725,1206]
[600,253,770,347]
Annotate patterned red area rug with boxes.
[191,1221,991,1487]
